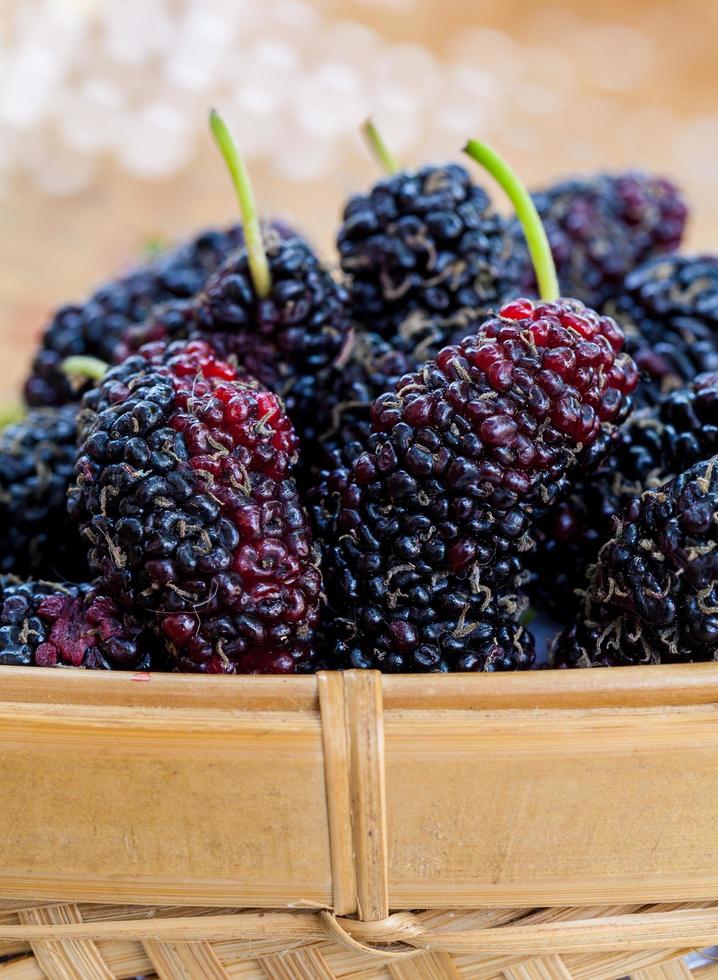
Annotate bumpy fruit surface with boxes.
[0,576,153,669]
[321,297,637,671]
[530,372,718,617]
[508,172,687,308]
[337,164,510,340]
[552,455,718,666]
[606,255,718,405]
[0,405,88,579]
[306,309,481,505]
[69,340,322,673]
[119,232,351,444]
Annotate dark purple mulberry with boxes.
[0,576,153,669]
[24,220,301,409]
[552,454,718,667]
[69,340,322,674]
[0,405,88,579]
[337,163,510,340]
[508,172,687,308]
[530,372,718,617]
[321,297,638,672]
[118,232,351,444]
[606,255,718,405]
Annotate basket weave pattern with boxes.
[0,668,716,979]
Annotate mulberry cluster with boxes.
[552,455,718,667]
[0,576,152,669]
[509,172,687,308]
[0,405,87,579]
[119,232,352,442]
[337,163,510,340]
[530,372,718,616]
[606,255,718,405]
[322,298,637,671]
[69,340,322,673]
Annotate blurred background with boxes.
[1,0,718,396]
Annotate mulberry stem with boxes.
[61,356,108,381]
[464,138,559,302]
[209,108,271,299]
[0,404,25,430]
[362,117,399,175]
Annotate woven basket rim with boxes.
[0,660,716,711]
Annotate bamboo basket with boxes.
[0,663,717,979]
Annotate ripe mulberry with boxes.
[0,576,153,669]
[69,340,322,674]
[118,232,351,438]
[508,172,687,308]
[337,163,510,340]
[322,297,637,671]
[552,454,718,666]
[0,405,88,579]
[606,255,718,404]
[530,372,718,617]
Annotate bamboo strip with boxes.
[318,671,357,916]
[144,939,231,979]
[343,670,389,922]
[17,904,114,980]
[2,661,718,711]
[388,952,463,978]
[502,956,575,979]
[0,907,716,955]
[260,946,337,979]
[632,963,694,979]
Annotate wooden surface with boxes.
[0,665,716,910]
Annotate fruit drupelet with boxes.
[552,454,718,667]
[606,255,718,405]
[529,372,718,617]
[69,340,322,673]
[0,576,153,669]
[0,405,88,580]
[508,171,687,309]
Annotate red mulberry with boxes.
[69,340,322,673]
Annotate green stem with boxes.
[209,109,271,299]
[463,139,559,302]
[0,404,25,430]
[361,117,399,175]
[62,355,109,381]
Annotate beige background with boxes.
[1,0,717,397]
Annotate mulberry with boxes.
[552,455,718,666]
[0,405,88,579]
[0,576,153,669]
[69,340,322,674]
[508,172,687,308]
[606,255,718,404]
[337,162,510,340]
[530,372,718,616]
[322,296,637,671]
